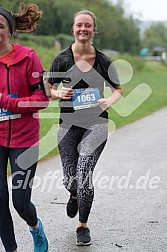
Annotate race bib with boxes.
[73,88,100,110]
[0,94,21,121]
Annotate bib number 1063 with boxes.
[73,88,100,110]
[77,93,96,103]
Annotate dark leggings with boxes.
[0,146,38,252]
[58,124,108,223]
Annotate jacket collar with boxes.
[11,43,34,65]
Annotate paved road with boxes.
[1,107,167,252]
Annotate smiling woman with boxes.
[73,10,96,46]
[48,9,122,247]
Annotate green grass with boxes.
[107,69,167,129]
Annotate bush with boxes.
[109,53,146,72]
[55,33,74,49]
[11,33,56,48]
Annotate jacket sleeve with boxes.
[0,90,49,113]
[0,51,49,113]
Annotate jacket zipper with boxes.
[5,64,11,147]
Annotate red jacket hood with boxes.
[11,43,34,65]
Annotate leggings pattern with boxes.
[58,124,108,223]
[0,146,38,252]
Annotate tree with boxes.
[0,0,141,53]
[142,22,167,50]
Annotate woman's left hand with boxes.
[98,98,111,111]
[98,87,122,110]
[0,93,2,101]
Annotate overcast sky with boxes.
[112,0,167,21]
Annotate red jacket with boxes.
[0,44,49,147]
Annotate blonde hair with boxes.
[73,10,97,32]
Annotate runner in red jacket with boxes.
[0,43,48,147]
[0,3,49,252]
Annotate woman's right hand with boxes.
[58,87,73,100]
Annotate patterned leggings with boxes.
[58,124,108,223]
